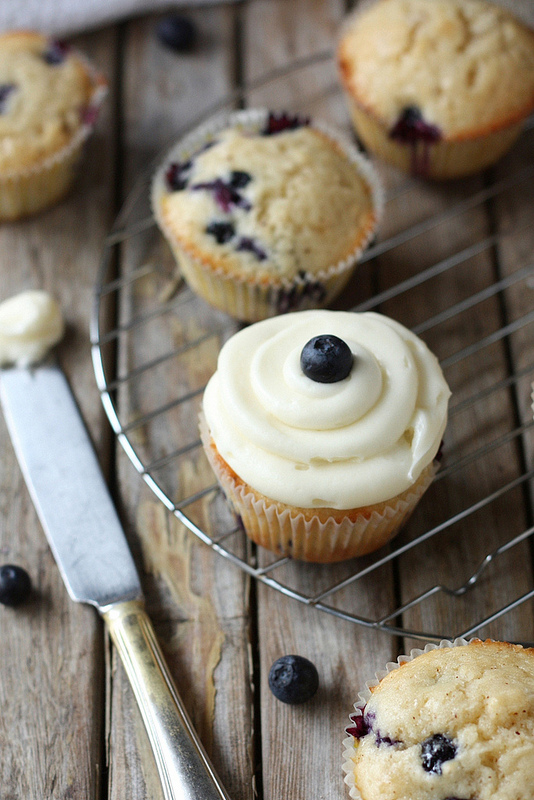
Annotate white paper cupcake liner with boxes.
[200,412,438,563]
[342,637,479,800]
[151,108,384,322]
[0,53,107,220]
[337,5,529,180]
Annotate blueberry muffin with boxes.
[0,31,107,220]
[338,0,534,179]
[200,308,450,562]
[343,639,534,799]
[152,109,382,322]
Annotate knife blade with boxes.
[0,363,232,800]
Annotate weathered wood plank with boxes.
[110,8,254,800]
[242,3,399,800]
[0,28,117,799]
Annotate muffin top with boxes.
[202,309,450,509]
[0,31,99,172]
[152,113,379,284]
[345,640,534,800]
[338,0,534,140]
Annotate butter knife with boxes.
[0,363,232,800]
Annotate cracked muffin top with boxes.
[338,0,534,140]
[151,112,380,283]
[344,640,534,800]
[0,31,102,172]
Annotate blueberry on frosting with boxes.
[300,334,353,383]
[421,733,457,775]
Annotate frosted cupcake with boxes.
[152,109,382,322]
[200,309,450,562]
[337,0,534,179]
[342,638,534,800]
[0,31,107,220]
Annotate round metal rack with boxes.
[91,54,534,645]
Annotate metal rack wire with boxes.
[91,56,534,645]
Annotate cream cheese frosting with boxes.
[0,290,64,366]
[203,309,450,509]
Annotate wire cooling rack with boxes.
[91,55,534,645]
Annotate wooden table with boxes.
[1,1,534,797]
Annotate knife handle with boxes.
[102,599,233,800]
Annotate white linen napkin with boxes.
[0,0,232,38]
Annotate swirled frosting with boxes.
[203,310,450,509]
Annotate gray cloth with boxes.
[0,0,233,37]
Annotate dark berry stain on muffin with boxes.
[390,106,442,177]
[206,221,235,244]
[229,170,252,189]
[346,708,400,747]
[390,106,442,145]
[192,178,252,212]
[236,237,267,261]
[0,84,16,113]
[421,733,457,774]
[346,709,371,739]
[276,272,326,314]
[43,40,70,65]
[165,160,192,191]
[262,111,310,135]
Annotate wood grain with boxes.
[0,28,117,800]
[0,2,533,799]
[111,7,253,800]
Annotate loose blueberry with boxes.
[0,564,32,607]
[268,655,319,704]
[165,160,192,191]
[262,112,310,135]
[155,15,198,52]
[236,236,267,261]
[229,170,252,189]
[421,733,457,775]
[300,335,353,384]
[0,84,15,114]
[43,40,69,65]
[390,106,442,144]
[206,221,235,244]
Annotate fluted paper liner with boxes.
[0,54,107,220]
[337,6,528,180]
[152,108,383,322]
[342,637,480,800]
[200,412,438,563]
